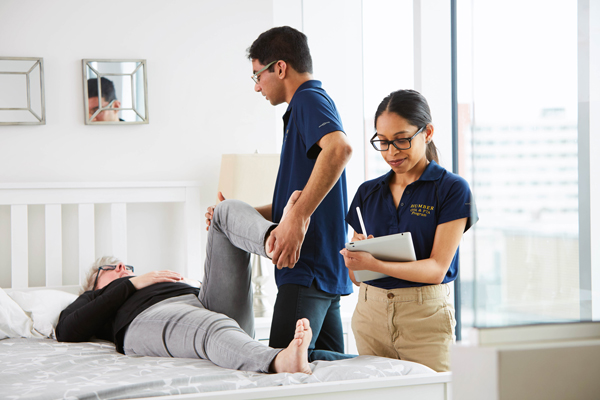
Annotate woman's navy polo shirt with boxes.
[272,80,352,295]
[346,161,478,290]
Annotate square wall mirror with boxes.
[83,59,148,124]
[0,57,46,125]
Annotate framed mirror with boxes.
[83,59,148,124]
[0,57,46,125]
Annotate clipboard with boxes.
[345,232,417,282]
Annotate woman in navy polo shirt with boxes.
[339,89,477,372]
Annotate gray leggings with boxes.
[123,200,279,373]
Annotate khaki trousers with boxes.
[351,283,455,372]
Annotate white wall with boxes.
[414,0,453,168]
[0,0,365,222]
[0,0,278,202]
[0,0,280,281]
[0,0,366,320]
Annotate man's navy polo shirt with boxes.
[346,161,478,290]
[272,80,352,295]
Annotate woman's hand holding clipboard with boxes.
[340,207,416,282]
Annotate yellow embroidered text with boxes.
[410,203,434,217]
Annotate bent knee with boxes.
[213,199,254,232]
[213,199,241,223]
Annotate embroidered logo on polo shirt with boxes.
[410,203,434,217]
[319,121,331,128]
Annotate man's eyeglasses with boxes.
[370,126,426,151]
[251,60,279,84]
[92,264,134,291]
[89,99,117,116]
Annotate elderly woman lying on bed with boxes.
[56,194,312,375]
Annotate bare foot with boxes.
[270,318,313,374]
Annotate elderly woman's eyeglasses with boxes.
[92,264,134,291]
[370,126,426,151]
[251,60,279,84]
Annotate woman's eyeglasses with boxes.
[92,264,134,291]
[370,126,426,151]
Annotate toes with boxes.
[301,318,310,330]
[295,318,311,334]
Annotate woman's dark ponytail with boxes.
[374,89,439,164]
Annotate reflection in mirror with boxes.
[0,57,45,125]
[83,59,148,124]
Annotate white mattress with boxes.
[0,338,435,399]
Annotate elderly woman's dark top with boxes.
[56,277,199,353]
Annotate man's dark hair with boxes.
[87,77,117,102]
[247,26,313,74]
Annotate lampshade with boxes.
[217,153,280,207]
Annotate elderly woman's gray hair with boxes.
[81,256,122,294]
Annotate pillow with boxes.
[0,287,42,339]
[8,289,77,338]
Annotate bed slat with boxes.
[111,203,127,261]
[45,204,62,286]
[78,204,95,286]
[10,205,28,289]
[185,187,202,279]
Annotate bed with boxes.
[0,182,452,400]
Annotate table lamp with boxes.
[217,152,280,317]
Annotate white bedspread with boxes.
[0,338,435,399]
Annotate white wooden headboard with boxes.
[0,182,203,291]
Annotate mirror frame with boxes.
[0,57,46,125]
[82,59,149,125]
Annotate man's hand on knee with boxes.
[265,191,310,269]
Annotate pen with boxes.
[356,207,368,238]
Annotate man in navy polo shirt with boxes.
[246,26,354,361]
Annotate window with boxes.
[363,0,414,180]
[457,0,581,329]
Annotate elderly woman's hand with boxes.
[129,270,184,290]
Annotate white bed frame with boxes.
[0,181,204,291]
[0,181,452,400]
